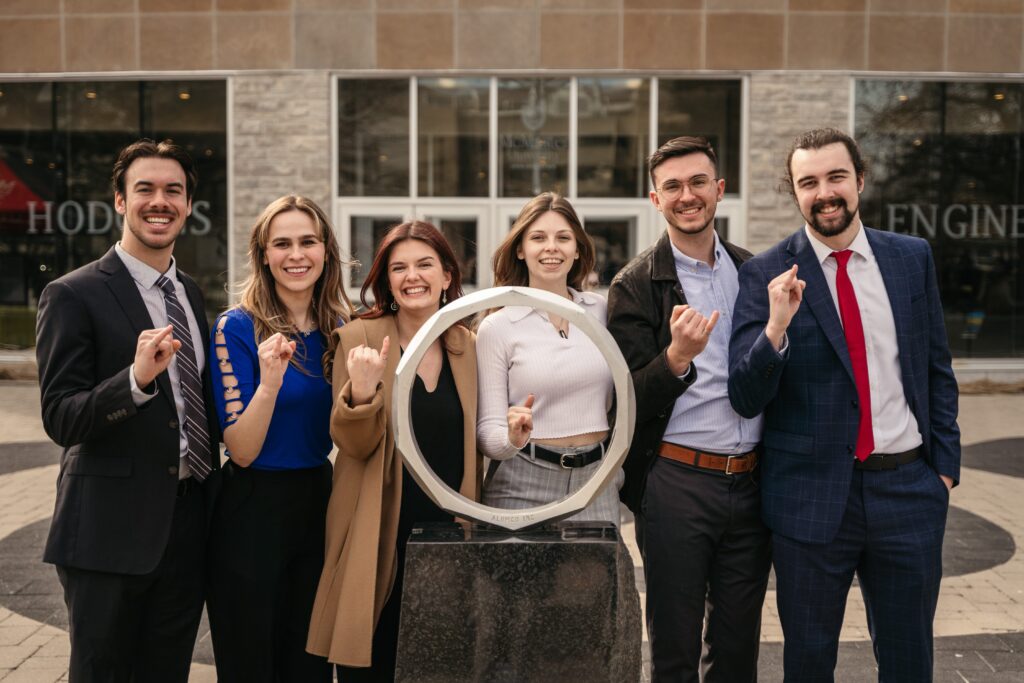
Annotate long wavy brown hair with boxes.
[492,192,596,289]
[358,220,465,323]
[236,195,353,379]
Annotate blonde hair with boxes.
[236,195,353,379]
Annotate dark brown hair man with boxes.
[729,128,959,680]
[35,139,219,681]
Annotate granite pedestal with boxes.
[395,521,642,683]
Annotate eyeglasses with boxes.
[655,175,720,200]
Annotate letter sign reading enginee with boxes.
[392,286,636,532]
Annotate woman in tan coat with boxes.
[307,221,481,681]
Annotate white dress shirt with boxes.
[116,242,206,478]
[804,225,923,454]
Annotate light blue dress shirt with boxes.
[662,234,763,454]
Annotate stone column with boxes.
[229,72,333,294]
[746,72,853,254]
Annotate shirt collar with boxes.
[506,287,589,323]
[803,223,874,266]
[114,241,177,290]
[669,231,724,272]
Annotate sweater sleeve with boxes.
[475,313,521,460]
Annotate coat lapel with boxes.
[788,230,856,385]
[99,248,176,410]
[866,229,916,403]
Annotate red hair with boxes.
[358,221,464,319]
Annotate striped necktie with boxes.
[156,275,212,482]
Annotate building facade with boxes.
[1,1,1022,373]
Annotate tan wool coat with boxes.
[306,315,481,666]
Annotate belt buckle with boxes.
[725,455,738,475]
[560,452,574,469]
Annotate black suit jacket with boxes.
[35,246,220,575]
[606,231,753,513]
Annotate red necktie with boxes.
[830,250,874,461]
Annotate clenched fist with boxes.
[666,305,720,376]
[348,336,391,406]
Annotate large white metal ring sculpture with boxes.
[393,286,636,531]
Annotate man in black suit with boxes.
[35,139,219,682]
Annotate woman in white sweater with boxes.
[476,192,622,525]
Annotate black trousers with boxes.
[207,461,332,683]
[636,456,772,683]
[56,482,206,683]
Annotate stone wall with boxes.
[745,71,852,254]
[1,2,1022,74]
[230,72,333,293]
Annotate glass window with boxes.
[0,80,228,347]
[348,215,404,291]
[418,78,489,197]
[420,214,478,286]
[658,79,742,195]
[497,78,570,198]
[584,217,635,286]
[577,78,650,199]
[338,79,410,197]
[855,79,1024,358]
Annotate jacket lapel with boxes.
[788,230,856,385]
[652,232,687,306]
[99,248,176,410]
[866,229,916,403]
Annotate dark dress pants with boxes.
[56,481,206,683]
[637,456,772,683]
[207,462,332,683]
[773,458,949,683]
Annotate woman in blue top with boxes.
[207,195,352,682]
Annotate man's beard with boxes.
[806,197,857,238]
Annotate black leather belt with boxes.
[177,476,198,497]
[854,448,920,471]
[526,443,603,469]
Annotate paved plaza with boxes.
[0,379,1022,681]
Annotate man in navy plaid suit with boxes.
[728,128,960,681]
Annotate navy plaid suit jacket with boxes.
[728,227,960,544]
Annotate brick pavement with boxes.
[1,380,1022,681]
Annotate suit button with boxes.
[847,445,854,454]
[169,419,179,429]
[851,400,858,408]
[657,412,666,419]
[168,465,178,476]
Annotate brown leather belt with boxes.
[658,442,758,475]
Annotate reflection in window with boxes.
[432,217,478,286]
[584,218,635,286]
[577,78,650,199]
[658,80,742,195]
[855,79,1024,357]
[418,78,489,197]
[0,80,228,347]
[338,79,410,197]
[498,79,570,197]
[349,216,403,289]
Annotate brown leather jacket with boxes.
[606,231,752,513]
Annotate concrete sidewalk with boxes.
[1,380,1023,681]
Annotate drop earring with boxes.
[442,291,448,306]
[389,300,399,312]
